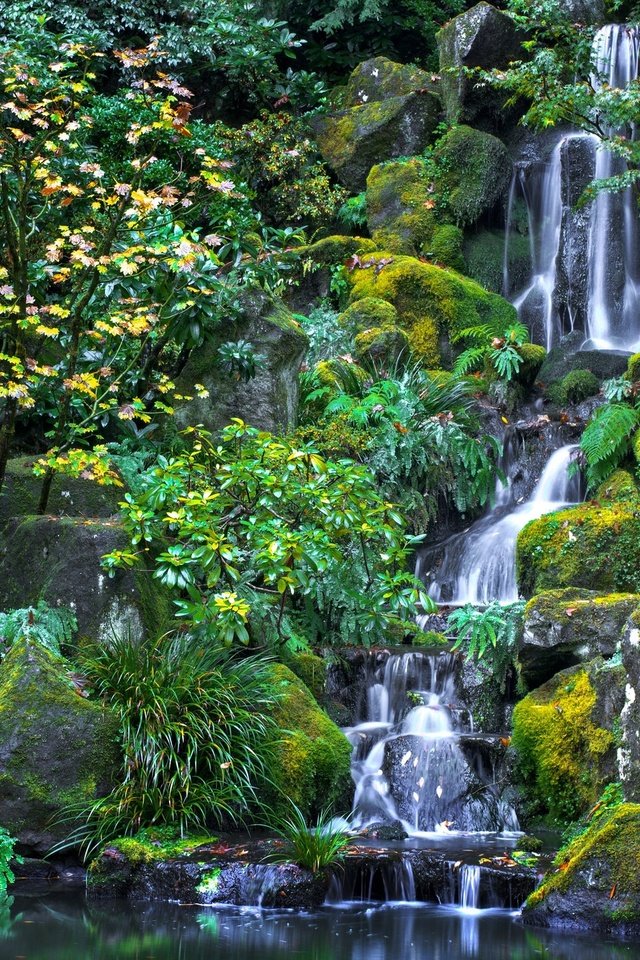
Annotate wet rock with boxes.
[520,588,639,689]
[555,135,595,333]
[557,0,605,24]
[174,288,307,436]
[618,611,640,799]
[432,125,512,227]
[366,158,434,254]
[0,515,170,640]
[538,331,630,385]
[523,803,640,935]
[0,640,119,854]
[437,2,525,131]
[359,821,408,841]
[342,57,436,106]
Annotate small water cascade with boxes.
[458,865,481,911]
[422,442,582,606]
[346,651,518,836]
[504,23,640,351]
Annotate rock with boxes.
[429,225,466,272]
[466,227,531,294]
[354,326,410,368]
[343,56,436,106]
[346,252,516,367]
[523,804,640,935]
[0,457,122,528]
[545,368,601,406]
[303,235,378,267]
[0,640,119,854]
[174,289,307,436]
[555,135,595,331]
[520,589,639,689]
[517,495,640,597]
[512,659,624,823]
[619,611,640,799]
[358,820,409,841]
[433,125,512,227]
[0,516,169,640]
[312,94,440,192]
[455,655,513,732]
[365,158,435,254]
[437,2,525,131]
[538,331,630,386]
[264,664,353,819]
[339,297,399,335]
[557,0,605,24]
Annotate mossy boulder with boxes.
[627,352,640,382]
[354,326,410,367]
[347,252,516,366]
[285,652,328,703]
[538,332,630,386]
[465,226,531,294]
[312,93,441,192]
[366,158,435,255]
[520,588,640,688]
[433,125,512,227]
[428,224,465,272]
[545,368,600,406]
[557,0,605,23]
[515,343,547,389]
[523,804,640,935]
[0,516,170,640]
[174,288,307,437]
[437,2,525,130]
[303,235,377,267]
[339,297,399,335]
[512,659,624,824]
[619,611,640,801]
[0,639,119,853]
[265,664,352,819]
[0,457,122,527]
[343,56,436,106]
[596,469,639,503]
[517,498,640,597]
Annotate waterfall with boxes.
[423,443,582,606]
[504,23,640,351]
[345,651,518,835]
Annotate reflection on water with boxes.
[1,893,637,960]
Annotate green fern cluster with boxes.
[579,401,640,491]
[0,600,77,661]
[453,321,529,382]
[447,600,524,678]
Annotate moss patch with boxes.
[433,125,512,227]
[303,235,377,267]
[512,665,614,823]
[366,158,435,255]
[0,457,123,526]
[339,297,399,335]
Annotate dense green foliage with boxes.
[0,826,19,897]
[263,802,352,872]
[0,601,76,661]
[448,600,524,674]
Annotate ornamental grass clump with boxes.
[264,802,352,873]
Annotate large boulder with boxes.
[0,640,119,853]
[432,125,512,226]
[0,516,169,641]
[517,497,640,598]
[523,804,640,935]
[465,226,531,294]
[619,611,640,800]
[520,588,640,689]
[437,2,524,130]
[346,252,516,367]
[512,659,624,823]
[366,158,435,254]
[557,0,605,23]
[538,331,630,387]
[174,289,307,436]
[313,57,441,192]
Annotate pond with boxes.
[2,892,637,960]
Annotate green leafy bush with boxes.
[579,402,640,491]
[454,321,531,383]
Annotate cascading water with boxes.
[422,442,582,605]
[346,652,518,836]
[504,23,640,351]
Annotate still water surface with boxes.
[1,893,638,960]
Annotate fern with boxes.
[448,600,524,683]
[453,346,489,376]
[0,600,77,661]
[579,402,640,491]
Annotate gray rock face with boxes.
[556,135,595,332]
[312,92,441,192]
[520,589,639,689]
[557,0,605,23]
[0,640,119,854]
[0,516,169,641]
[437,2,524,130]
[619,613,640,799]
[174,289,307,436]
[538,331,630,385]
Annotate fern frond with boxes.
[453,347,487,376]
[580,402,640,490]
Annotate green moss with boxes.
[285,652,327,702]
[524,587,640,628]
[314,358,368,391]
[596,469,639,503]
[339,297,399,334]
[197,867,222,895]
[428,225,465,271]
[628,353,640,381]
[344,57,435,105]
[411,630,449,647]
[366,158,435,255]
[354,326,410,366]
[546,369,600,405]
[347,252,516,367]
[527,803,640,910]
[512,667,614,823]
[464,224,531,294]
[433,125,512,227]
[632,429,640,467]
[303,235,377,267]
[108,827,214,865]
[265,664,352,819]
[517,499,640,597]
[516,343,547,389]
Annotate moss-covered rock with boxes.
[433,125,512,227]
[523,803,640,935]
[512,660,623,823]
[343,56,436,106]
[619,609,640,801]
[174,288,307,437]
[516,343,547,389]
[303,235,377,267]
[627,352,640,382]
[311,93,441,192]
[538,332,630,386]
[0,516,170,640]
[354,326,410,367]
[520,588,640,688]
[366,158,435,255]
[284,652,328,703]
[265,664,353,819]
[437,3,525,130]
[464,226,531,294]
[346,252,516,366]
[545,369,600,405]
[596,469,639,503]
[0,457,122,527]
[428,225,466,272]
[0,639,119,853]
[339,297,399,334]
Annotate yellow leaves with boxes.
[8,127,32,143]
[119,260,138,276]
[35,447,123,487]
[48,304,71,318]
[35,324,60,338]
[63,372,99,397]
[194,383,210,399]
